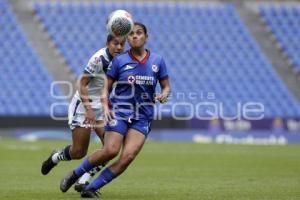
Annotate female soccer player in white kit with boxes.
[41,34,126,187]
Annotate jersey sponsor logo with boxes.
[135,75,154,85]
[128,75,135,83]
[124,65,135,71]
[151,64,158,72]
[94,56,101,64]
[127,75,154,85]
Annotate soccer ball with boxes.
[106,10,134,37]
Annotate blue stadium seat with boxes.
[0,0,67,116]
[33,2,300,118]
[259,5,300,73]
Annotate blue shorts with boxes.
[105,117,152,137]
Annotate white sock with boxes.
[51,152,61,164]
[78,173,92,184]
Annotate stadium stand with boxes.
[0,0,67,116]
[258,4,300,73]
[31,2,300,118]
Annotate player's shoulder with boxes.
[88,47,110,65]
[149,51,161,57]
[149,51,164,63]
[113,50,131,63]
[115,50,130,59]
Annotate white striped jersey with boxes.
[74,47,113,108]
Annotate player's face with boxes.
[108,37,126,57]
[127,25,147,49]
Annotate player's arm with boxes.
[79,74,95,124]
[156,57,170,103]
[101,76,115,121]
[103,57,119,120]
[156,78,171,103]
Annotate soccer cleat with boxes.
[74,181,89,192]
[81,189,101,198]
[41,150,59,175]
[60,171,79,192]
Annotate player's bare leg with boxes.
[41,127,91,175]
[70,127,91,158]
[75,121,106,192]
[109,128,146,175]
[60,131,123,193]
[81,129,146,197]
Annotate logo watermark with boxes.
[50,80,265,121]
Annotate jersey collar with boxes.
[129,49,150,64]
[105,47,113,61]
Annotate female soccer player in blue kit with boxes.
[60,22,171,198]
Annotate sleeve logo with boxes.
[151,64,158,72]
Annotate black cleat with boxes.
[81,189,101,198]
[60,171,79,192]
[41,150,59,175]
[74,181,89,192]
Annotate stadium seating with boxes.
[33,2,300,118]
[0,0,66,116]
[259,5,300,73]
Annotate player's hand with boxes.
[84,108,96,128]
[155,93,168,104]
[103,105,115,122]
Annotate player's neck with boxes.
[130,48,147,59]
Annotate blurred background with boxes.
[1,0,300,144]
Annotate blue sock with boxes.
[86,168,116,190]
[74,159,94,177]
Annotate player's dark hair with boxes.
[106,34,115,43]
[134,22,147,35]
[106,34,126,45]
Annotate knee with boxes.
[71,148,87,159]
[104,146,119,159]
[119,153,136,168]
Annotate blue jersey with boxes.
[107,50,168,120]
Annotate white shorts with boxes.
[68,96,104,130]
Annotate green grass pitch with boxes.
[0,138,299,200]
